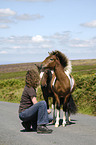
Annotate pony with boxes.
[41,69,77,125]
[35,64,55,118]
[41,69,56,121]
[41,50,77,127]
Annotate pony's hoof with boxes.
[62,123,66,127]
[55,124,59,127]
[62,121,66,127]
[69,117,71,122]
[67,121,71,125]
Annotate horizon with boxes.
[0,58,96,66]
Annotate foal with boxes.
[35,64,56,120]
[41,69,56,121]
[41,50,77,127]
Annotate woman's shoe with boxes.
[21,121,31,131]
[37,125,53,134]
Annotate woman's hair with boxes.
[25,68,40,88]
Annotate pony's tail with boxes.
[64,60,72,75]
[67,95,77,114]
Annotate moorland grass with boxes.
[0,71,26,80]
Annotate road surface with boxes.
[0,101,96,145]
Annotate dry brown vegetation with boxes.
[0,62,40,73]
[72,59,96,66]
[0,59,96,73]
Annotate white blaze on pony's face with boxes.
[42,55,57,70]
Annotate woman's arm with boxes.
[32,97,38,104]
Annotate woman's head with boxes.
[26,68,40,88]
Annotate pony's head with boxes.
[42,54,58,70]
[41,50,70,71]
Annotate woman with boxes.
[19,68,53,134]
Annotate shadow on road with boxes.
[20,129,37,132]
[48,119,77,127]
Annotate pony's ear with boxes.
[56,56,59,60]
[54,50,59,55]
[48,52,51,55]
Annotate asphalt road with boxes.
[0,101,96,145]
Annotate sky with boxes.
[0,0,96,65]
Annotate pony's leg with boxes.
[66,112,69,122]
[52,104,55,122]
[66,111,71,125]
[69,116,71,122]
[62,103,67,127]
[45,97,51,114]
[66,112,68,121]
[55,109,60,127]
[65,111,71,125]
[62,111,66,127]
[52,97,56,122]
[41,86,49,107]
[41,86,51,114]
[68,112,71,122]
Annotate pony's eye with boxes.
[50,58,54,60]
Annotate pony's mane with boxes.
[49,50,72,74]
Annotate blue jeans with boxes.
[19,101,52,126]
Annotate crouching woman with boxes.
[19,69,53,134]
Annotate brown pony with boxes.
[40,69,56,121]
[35,65,56,120]
[41,50,77,127]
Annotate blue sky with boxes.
[0,0,96,64]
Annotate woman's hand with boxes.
[32,97,38,104]
[47,109,51,114]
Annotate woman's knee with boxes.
[39,101,47,108]
[41,100,47,105]
[19,112,25,121]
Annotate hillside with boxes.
[0,59,96,73]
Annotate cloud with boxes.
[69,37,96,48]
[0,32,96,57]
[0,35,52,54]
[15,14,44,21]
[81,20,96,28]
[42,44,51,48]
[51,31,71,39]
[0,33,96,64]
[0,8,16,17]
[13,46,22,49]
[51,31,71,45]
[32,35,44,42]
[0,8,44,29]
[0,8,16,29]
[1,33,96,50]
[0,24,9,29]
[0,18,15,23]
[0,51,7,54]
